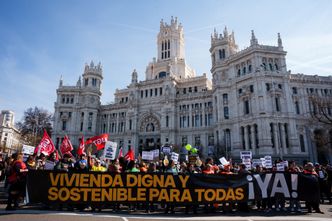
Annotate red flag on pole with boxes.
[124,147,134,161]
[85,134,109,150]
[34,129,55,156]
[118,147,123,159]
[77,136,85,156]
[60,135,74,156]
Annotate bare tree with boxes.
[309,95,332,126]
[16,107,53,146]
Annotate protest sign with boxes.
[152,149,160,159]
[276,163,285,171]
[171,152,179,164]
[219,157,229,165]
[142,151,154,161]
[22,145,35,155]
[252,159,263,168]
[242,158,252,169]
[240,151,252,160]
[162,146,171,154]
[103,141,117,160]
[264,156,273,168]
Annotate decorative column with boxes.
[273,123,279,155]
[250,125,256,154]
[280,123,287,154]
[244,126,250,150]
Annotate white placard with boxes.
[318,171,325,179]
[240,151,252,160]
[44,160,55,170]
[242,158,252,169]
[142,151,154,161]
[264,156,273,168]
[22,145,35,155]
[152,149,160,158]
[171,152,179,164]
[276,163,285,171]
[219,157,229,165]
[252,159,263,168]
[103,141,117,160]
[260,158,266,167]
[162,146,171,154]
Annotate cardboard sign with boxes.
[102,141,117,160]
[264,156,273,168]
[171,152,179,164]
[240,151,252,160]
[22,145,35,155]
[142,151,154,161]
[276,163,285,171]
[219,157,229,165]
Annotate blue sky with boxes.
[1,0,332,121]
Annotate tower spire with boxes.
[223,26,228,37]
[59,75,63,87]
[278,33,283,48]
[250,30,258,46]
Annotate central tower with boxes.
[157,16,185,61]
[145,17,196,80]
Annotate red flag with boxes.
[35,129,55,156]
[118,147,123,159]
[124,147,134,161]
[85,134,108,150]
[60,135,74,156]
[77,136,85,156]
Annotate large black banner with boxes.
[26,171,319,205]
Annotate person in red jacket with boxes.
[6,153,28,210]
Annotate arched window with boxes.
[269,63,273,71]
[275,63,279,70]
[262,63,267,71]
[238,69,241,76]
[243,67,246,74]
[248,65,252,73]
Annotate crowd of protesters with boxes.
[1,151,332,214]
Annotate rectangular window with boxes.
[166,116,169,127]
[150,89,153,97]
[183,88,186,94]
[80,122,83,131]
[160,87,163,95]
[129,119,132,130]
[250,85,254,93]
[223,93,228,105]
[141,90,143,98]
[266,83,270,91]
[194,136,201,146]
[295,101,300,114]
[145,90,148,97]
[275,97,281,112]
[300,135,305,152]
[194,86,197,92]
[292,87,297,94]
[224,106,229,119]
[244,100,250,114]
[155,88,158,96]
[189,87,192,93]
[62,121,66,131]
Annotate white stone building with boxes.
[53,17,332,163]
[0,110,21,154]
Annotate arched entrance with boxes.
[138,114,161,153]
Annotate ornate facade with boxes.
[0,110,21,154]
[53,17,332,163]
